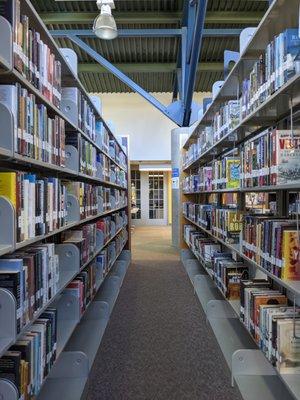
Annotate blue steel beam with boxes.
[67,35,183,126]
[49,28,243,38]
[183,0,208,126]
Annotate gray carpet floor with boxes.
[87,226,243,400]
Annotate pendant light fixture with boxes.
[93,0,118,40]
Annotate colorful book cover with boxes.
[282,230,300,280]
[0,172,17,207]
[277,318,300,373]
[273,130,300,185]
[226,158,240,189]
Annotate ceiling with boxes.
[32,0,269,93]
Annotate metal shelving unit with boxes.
[0,1,131,399]
[180,1,300,399]
[181,245,298,400]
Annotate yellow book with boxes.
[282,230,300,280]
[226,158,240,189]
[0,172,17,207]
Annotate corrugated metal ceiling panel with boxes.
[30,0,268,93]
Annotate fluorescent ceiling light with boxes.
[93,0,118,40]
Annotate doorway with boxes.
[131,169,169,226]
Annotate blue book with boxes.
[284,28,300,83]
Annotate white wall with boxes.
[98,92,210,162]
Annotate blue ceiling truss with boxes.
[49,0,253,127]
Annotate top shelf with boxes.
[183,0,300,149]
[0,0,127,159]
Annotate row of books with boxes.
[94,151,127,187]
[212,100,240,143]
[0,210,128,335]
[0,86,127,181]
[4,0,62,107]
[0,225,128,399]
[184,225,300,374]
[0,172,128,244]
[184,128,300,190]
[97,211,128,244]
[212,208,243,244]
[242,216,300,279]
[0,308,57,398]
[240,281,300,374]
[182,157,240,193]
[0,3,128,175]
[98,126,126,170]
[0,243,58,333]
[190,233,250,300]
[61,210,127,265]
[184,225,249,300]
[241,128,300,188]
[0,172,68,242]
[65,133,98,177]
[61,87,96,141]
[184,200,300,280]
[98,187,127,213]
[183,202,242,244]
[0,84,65,164]
[65,181,99,220]
[184,30,300,169]
[241,29,300,120]
[64,225,128,317]
[182,126,213,168]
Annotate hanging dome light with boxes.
[93,0,118,40]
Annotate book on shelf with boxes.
[0,0,62,108]
[62,222,97,265]
[270,129,300,185]
[0,172,68,242]
[0,84,65,165]
[242,216,300,279]
[239,281,300,374]
[61,87,96,141]
[213,100,240,142]
[241,29,300,119]
[0,308,57,397]
[64,181,98,220]
[0,243,59,332]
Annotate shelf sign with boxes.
[172,168,179,189]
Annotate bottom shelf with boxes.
[0,249,131,400]
[181,248,299,400]
[37,252,131,400]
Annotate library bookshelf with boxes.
[0,1,131,399]
[180,1,300,399]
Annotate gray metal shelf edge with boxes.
[183,182,300,194]
[183,0,300,149]
[182,215,300,297]
[0,225,128,359]
[183,239,300,400]
[0,151,128,188]
[0,204,127,257]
